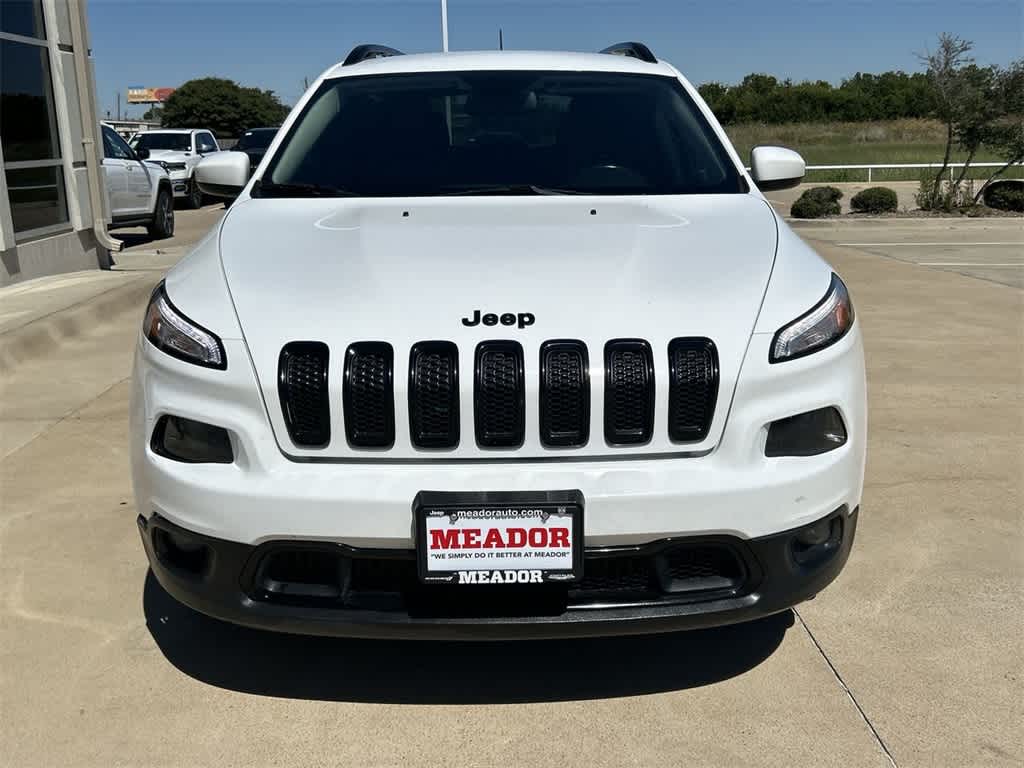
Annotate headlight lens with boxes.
[143,283,226,369]
[770,274,854,363]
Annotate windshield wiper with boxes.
[253,180,359,198]
[436,184,587,196]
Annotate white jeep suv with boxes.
[131,43,866,639]
[100,124,174,239]
[129,128,220,209]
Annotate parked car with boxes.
[100,124,174,239]
[135,43,866,640]
[129,128,220,209]
[232,127,278,175]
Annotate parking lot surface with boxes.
[1,209,1020,767]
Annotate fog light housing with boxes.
[765,407,847,457]
[153,527,211,576]
[151,415,233,463]
[791,515,843,566]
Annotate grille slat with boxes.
[540,340,590,447]
[343,342,395,448]
[475,341,525,448]
[278,342,331,448]
[409,341,460,448]
[667,338,719,442]
[604,340,655,445]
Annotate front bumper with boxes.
[130,326,867,548]
[139,505,858,640]
[168,171,190,197]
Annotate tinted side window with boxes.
[102,127,132,160]
[197,132,217,152]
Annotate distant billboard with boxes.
[126,87,176,104]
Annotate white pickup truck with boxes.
[129,128,220,209]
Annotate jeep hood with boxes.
[218,195,779,459]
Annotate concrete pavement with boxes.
[0,209,1020,767]
[795,217,1023,288]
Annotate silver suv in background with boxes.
[100,124,174,239]
[130,128,220,208]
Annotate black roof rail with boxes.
[343,44,404,67]
[599,42,657,64]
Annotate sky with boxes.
[87,0,1023,118]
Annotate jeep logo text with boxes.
[461,310,535,329]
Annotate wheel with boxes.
[147,187,175,239]
[186,175,203,209]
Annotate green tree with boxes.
[974,60,1024,203]
[948,64,1001,191]
[697,69,934,125]
[160,78,289,137]
[917,34,976,206]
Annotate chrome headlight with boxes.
[770,274,854,363]
[143,283,226,369]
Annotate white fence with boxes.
[803,161,1020,183]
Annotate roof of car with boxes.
[323,50,677,80]
[138,128,203,134]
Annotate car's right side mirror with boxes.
[195,152,250,198]
[750,146,806,191]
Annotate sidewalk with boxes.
[0,250,185,458]
[0,250,184,338]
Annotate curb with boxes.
[0,273,162,373]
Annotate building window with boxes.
[0,0,46,39]
[1,1,69,238]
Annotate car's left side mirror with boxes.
[134,146,150,160]
[195,152,250,198]
[750,146,806,191]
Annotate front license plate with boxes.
[415,491,584,585]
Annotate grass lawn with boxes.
[724,119,1022,183]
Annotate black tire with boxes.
[186,176,203,209]
[147,187,175,239]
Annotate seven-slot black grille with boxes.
[278,342,331,448]
[604,340,655,445]
[539,340,590,447]
[278,337,718,451]
[667,338,719,442]
[474,341,525,448]
[343,342,395,448]
[409,341,460,448]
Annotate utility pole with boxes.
[116,91,120,120]
[499,28,503,50]
[441,0,449,52]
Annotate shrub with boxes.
[916,178,975,212]
[791,187,842,218]
[805,186,843,204]
[982,180,1024,212]
[851,187,898,214]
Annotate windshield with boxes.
[237,129,276,150]
[262,71,743,196]
[132,133,191,152]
